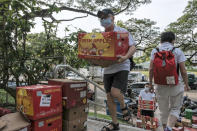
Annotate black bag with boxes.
[129,56,136,71]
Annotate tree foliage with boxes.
[117,18,160,63]
[0,0,152,98]
[166,0,197,66]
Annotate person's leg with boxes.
[156,88,170,129]
[140,110,146,128]
[148,111,154,128]
[111,87,125,110]
[107,92,119,124]
[111,71,129,110]
[102,73,120,130]
[167,92,183,128]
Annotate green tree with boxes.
[0,0,152,99]
[166,0,197,66]
[117,18,160,63]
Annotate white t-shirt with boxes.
[139,89,155,101]
[150,42,186,95]
[104,26,136,74]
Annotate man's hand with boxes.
[149,84,154,93]
[117,55,127,63]
[184,85,190,91]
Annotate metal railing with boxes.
[53,64,105,118]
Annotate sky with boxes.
[31,0,189,38]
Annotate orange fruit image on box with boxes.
[78,32,129,61]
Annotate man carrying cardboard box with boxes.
[97,8,136,131]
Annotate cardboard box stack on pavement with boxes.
[48,79,88,131]
[16,85,62,131]
[173,109,197,131]
[78,32,129,67]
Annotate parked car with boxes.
[128,72,145,83]
[188,73,197,90]
[66,72,84,81]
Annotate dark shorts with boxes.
[141,110,154,117]
[103,71,129,94]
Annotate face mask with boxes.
[100,17,112,28]
[145,87,149,92]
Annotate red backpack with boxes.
[153,47,179,85]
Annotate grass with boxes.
[131,70,197,77]
[88,112,128,124]
[0,89,15,105]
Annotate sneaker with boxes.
[164,127,172,131]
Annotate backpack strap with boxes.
[177,63,180,76]
[171,47,180,76]
[171,47,176,52]
[156,48,159,52]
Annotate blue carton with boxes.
[104,98,131,118]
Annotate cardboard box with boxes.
[138,105,155,111]
[184,127,197,131]
[172,127,184,131]
[16,85,62,120]
[48,79,87,109]
[78,32,129,67]
[182,117,192,127]
[63,117,87,131]
[32,113,62,131]
[193,116,197,124]
[63,104,88,120]
[0,112,31,131]
[136,119,143,128]
[138,100,155,105]
[192,124,197,129]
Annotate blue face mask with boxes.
[100,18,112,28]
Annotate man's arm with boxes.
[118,45,136,63]
[179,62,190,91]
[149,60,154,89]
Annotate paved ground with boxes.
[87,83,197,131]
[87,119,148,131]
[88,84,163,131]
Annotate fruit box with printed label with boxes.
[138,100,155,105]
[16,85,62,120]
[138,105,155,111]
[78,32,129,67]
[48,79,87,109]
[31,113,62,131]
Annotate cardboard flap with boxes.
[0,112,30,131]
[0,120,6,130]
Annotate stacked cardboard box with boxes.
[16,85,62,131]
[173,114,197,131]
[138,100,156,111]
[48,79,88,131]
[78,32,129,67]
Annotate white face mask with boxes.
[145,87,149,92]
